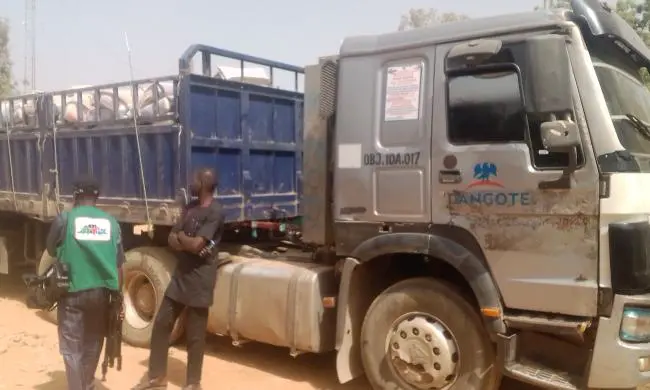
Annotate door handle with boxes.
[439,170,462,184]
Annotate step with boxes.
[504,359,580,390]
[498,333,582,390]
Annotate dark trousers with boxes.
[58,288,108,390]
[149,296,209,385]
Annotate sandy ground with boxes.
[0,273,642,390]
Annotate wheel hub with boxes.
[124,271,157,329]
[387,314,459,389]
[135,282,155,318]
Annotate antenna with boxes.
[124,32,154,238]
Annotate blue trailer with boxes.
[0,44,303,225]
[0,44,304,274]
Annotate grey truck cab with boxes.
[305,0,650,388]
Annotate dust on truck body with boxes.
[2,0,650,389]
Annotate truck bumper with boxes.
[588,293,650,388]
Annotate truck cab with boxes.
[303,0,650,388]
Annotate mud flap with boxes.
[335,257,375,383]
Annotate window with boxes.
[446,43,581,169]
[447,70,526,144]
[594,63,650,155]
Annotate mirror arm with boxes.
[538,146,578,190]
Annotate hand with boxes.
[199,240,216,258]
[168,232,183,251]
[119,302,125,320]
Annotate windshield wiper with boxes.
[625,113,650,140]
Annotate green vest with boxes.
[58,205,120,292]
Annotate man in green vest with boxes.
[45,176,125,390]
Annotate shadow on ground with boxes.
[139,336,370,389]
[142,335,534,390]
[33,370,111,390]
[0,274,29,303]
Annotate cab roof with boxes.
[340,10,569,57]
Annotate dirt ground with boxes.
[0,274,644,390]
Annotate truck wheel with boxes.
[361,277,500,390]
[122,246,186,348]
[37,250,58,324]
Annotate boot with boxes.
[182,385,202,390]
[130,375,168,390]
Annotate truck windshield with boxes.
[593,62,650,155]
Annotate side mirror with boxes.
[538,120,581,191]
[524,35,573,115]
[540,120,580,151]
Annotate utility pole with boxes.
[23,0,36,92]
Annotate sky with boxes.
[0,0,549,91]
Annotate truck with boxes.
[3,0,650,388]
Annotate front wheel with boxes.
[361,277,500,390]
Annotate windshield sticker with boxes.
[337,143,362,169]
[384,63,422,122]
[450,162,532,207]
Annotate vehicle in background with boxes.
[3,0,650,389]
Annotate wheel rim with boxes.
[124,270,157,329]
[386,312,460,390]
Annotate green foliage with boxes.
[615,0,650,44]
[615,0,650,85]
[398,8,469,31]
[535,0,571,10]
[0,18,12,98]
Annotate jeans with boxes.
[149,296,209,385]
[57,288,109,390]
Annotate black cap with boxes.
[72,176,100,198]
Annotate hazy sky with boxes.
[1,0,547,91]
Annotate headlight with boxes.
[620,307,650,343]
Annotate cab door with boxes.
[430,40,601,316]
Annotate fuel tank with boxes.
[208,252,338,354]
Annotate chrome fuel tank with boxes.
[208,253,338,354]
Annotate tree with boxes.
[615,0,650,44]
[537,0,571,9]
[398,8,469,31]
[0,18,12,97]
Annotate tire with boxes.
[37,250,58,324]
[122,246,186,348]
[361,277,500,390]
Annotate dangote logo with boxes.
[77,224,107,236]
[449,161,532,207]
[467,162,503,189]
